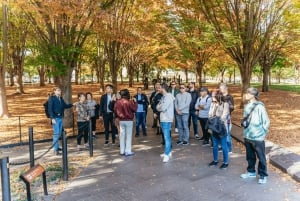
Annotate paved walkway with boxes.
[55,127,300,201]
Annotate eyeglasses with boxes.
[180,87,185,89]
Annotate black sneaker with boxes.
[182,141,189,145]
[209,161,218,167]
[104,141,109,146]
[135,134,140,137]
[176,140,183,145]
[220,163,229,169]
[202,140,210,146]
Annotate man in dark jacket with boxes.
[188,82,200,139]
[134,87,149,137]
[99,84,116,146]
[48,87,73,155]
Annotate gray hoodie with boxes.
[157,93,174,122]
[175,92,192,114]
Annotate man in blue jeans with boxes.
[134,87,149,137]
[48,87,74,155]
[157,83,174,163]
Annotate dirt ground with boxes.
[0,83,300,154]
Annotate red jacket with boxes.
[114,98,137,121]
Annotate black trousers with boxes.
[244,138,268,177]
[77,121,89,145]
[103,112,116,143]
[199,117,209,141]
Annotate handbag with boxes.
[206,116,227,137]
[241,103,258,128]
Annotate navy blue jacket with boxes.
[133,93,149,112]
[48,95,73,119]
[188,89,199,112]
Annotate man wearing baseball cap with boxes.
[240,87,270,184]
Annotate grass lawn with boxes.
[251,83,300,93]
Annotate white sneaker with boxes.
[163,155,169,163]
[160,152,172,158]
[175,128,178,133]
[77,145,82,151]
[240,172,256,179]
[258,176,267,184]
[84,143,89,149]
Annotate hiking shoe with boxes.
[182,141,189,145]
[125,152,135,157]
[208,161,218,167]
[176,140,183,145]
[163,155,170,163]
[240,172,256,179]
[195,135,200,140]
[258,176,267,184]
[202,140,210,146]
[220,163,229,169]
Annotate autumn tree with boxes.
[165,1,217,86]
[198,0,288,102]
[15,0,113,127]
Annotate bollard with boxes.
[62,131,68,181]
[29,127,34,168]
[1,157,11,201]
[89,119,93,157]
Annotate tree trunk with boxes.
[9,70,14,86]
[128,65,134,87]
[185,69,188,83]
[38,65,46,87]
[0,3,10,117]
[75,68,79,85]
[262,65,270,92]
[240,66,252,108]
[60,67,74,128]
[195,61,203,88]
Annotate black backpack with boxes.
[43,101,50,118]
[43,96,54,118]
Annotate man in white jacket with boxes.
[157,83,174,163]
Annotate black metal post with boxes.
[1,157,11,201]
[89,119,93,157]
[19,116,22,143]
[25,182,31,201]
[62,131,68,181]
[42,172,48,195]
[72,112,75,136]
[29,127,34,168]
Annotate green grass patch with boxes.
[251,84,300,93]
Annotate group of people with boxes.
[47,81,270,184]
